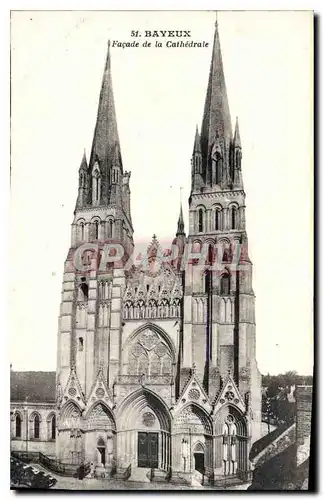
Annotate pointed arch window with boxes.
[216,154,222,184]
[34,414,40,439]
[231,207,238,230]
[236,150,241,170]
[220,274,230,296]
[96,178,100,201]
[15,413,22,438]
[198,209,204,233]
[92,166,101,205]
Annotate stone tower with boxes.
[55,21,261,483]
[56,41,134,466]
[183,19,261,444]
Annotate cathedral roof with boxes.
[201,20,232,158]
[10,371,56,403]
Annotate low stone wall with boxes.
[11,438,56,457]
[252,424,296,469]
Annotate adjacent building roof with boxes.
[10,371,56,403]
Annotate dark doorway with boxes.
[138,432,158,468]
[194,452,205,474]
[97,440,106,467]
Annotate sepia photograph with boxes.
[9,10,314,491]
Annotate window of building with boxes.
[15,414,22,438]
[34,414,40,439]
[96,179,100,201]
[78,337,84,351]
[92,169,100,204]
[207,244,213,266]
[94,221,99,239]
[215,210,221,231]
[204,272,209,293]
[236,150,241,169]
[220,274,230,296]
[195,155,199,173]
[223,247,230,262]
[79,282,89,301]
[216,155,222,184]
[231,207,237,230]
[198,209,204,232]
[51,415,56,440]
[80,222,84,241]
[107,219,114,238]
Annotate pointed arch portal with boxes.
[117,388,171,471]
[173,403,213,475]
[83,402,116,469]
[193,441,205,474]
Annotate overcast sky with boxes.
[10,10,313,375]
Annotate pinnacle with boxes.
[234,116,241,147]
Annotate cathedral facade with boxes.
[55,21,261,482]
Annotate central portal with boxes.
[137,432,158,468]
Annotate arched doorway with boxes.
[173,403,213,477]
[97,438,106,467]
[84,402,116,469]
[193,442,205,474]
[117,388,171,471]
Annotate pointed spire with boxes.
[176,202,185,236]
[234,116,241,148]
[201,18,232,159]
[79,149,88,170]
[89,40,121,170]
[176,187,185,236]
[193,125,201,154]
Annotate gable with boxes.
[213,374,245,415]
[61,367,85,409]
[174,369,212,414]
[86,367,113,412]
